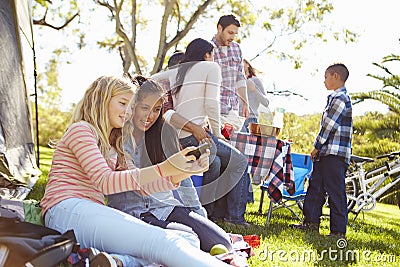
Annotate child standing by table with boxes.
[292,63,353,238]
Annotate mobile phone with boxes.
[186,142,210,160]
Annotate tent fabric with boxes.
[0,0,41,199]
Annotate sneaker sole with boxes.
[90,252,117,267]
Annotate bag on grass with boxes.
[0,217,77,267]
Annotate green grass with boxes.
[28,146,400,266]
[231,188,400,266]
[27,146,53,201]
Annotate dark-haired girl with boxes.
[161,38,250,226]
[107,75,233,253]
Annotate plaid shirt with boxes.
[314,87,353,164]
[211,36,246,114]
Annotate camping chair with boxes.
[258,153,313,226]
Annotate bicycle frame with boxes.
[347,155,400,214]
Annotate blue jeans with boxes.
[44,198,230,267]
[180,132,250,224]
[240,117,258,203]
[303,155,349,233]
[140,206,232,252]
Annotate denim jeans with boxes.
[180,132,250,224]
[141,206,232,252]
[303,155,349,233]
[44,198,230,267]
[240,116,258,203]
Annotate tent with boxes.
[0,0,41,199]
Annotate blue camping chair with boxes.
[258,153,313,226]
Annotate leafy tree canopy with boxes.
[32,0,358,75]
[351,45,400,115]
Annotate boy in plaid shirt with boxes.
[292,63,352,238]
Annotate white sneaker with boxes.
[90,252,117,267]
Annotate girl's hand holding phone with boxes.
[189,149,210,173]
[162,146,210,177]
[169,149,210,184]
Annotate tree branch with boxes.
[167,0,215,49]
[33,9,79,30]
[113,0,141,74]
[151,0,216,74]
[98,0,141,74]
[97,0,115,13]
[151,0,178,74]
[266,86,308,101]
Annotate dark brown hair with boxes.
[172,38,214,96]
[243,59,261,78]
[126,74,180,165]
[326,63,349,82]
[217,14,241,30]
[168,50,184,68]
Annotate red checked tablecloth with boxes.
[230,133,295,203]
[265,140,295,203]
[229,133,277,178]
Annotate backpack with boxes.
[0,217,77,267]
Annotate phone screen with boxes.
[186,143,210,160]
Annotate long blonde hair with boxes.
[70,75,137,168]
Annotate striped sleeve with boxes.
[64,123,177,195]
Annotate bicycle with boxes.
[345,151,400,219]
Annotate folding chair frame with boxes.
[258,153,313,226]
[263,194,305,226]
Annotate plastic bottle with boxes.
[272,107,285,129]
[258,111,273,125]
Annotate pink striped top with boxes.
[40,121,177,216]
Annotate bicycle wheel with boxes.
[345,176,359,212]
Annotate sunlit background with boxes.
[34,0,400,116]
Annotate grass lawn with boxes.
[242,191,400,266]
[28,146,400,266]
[27,146,54,201]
